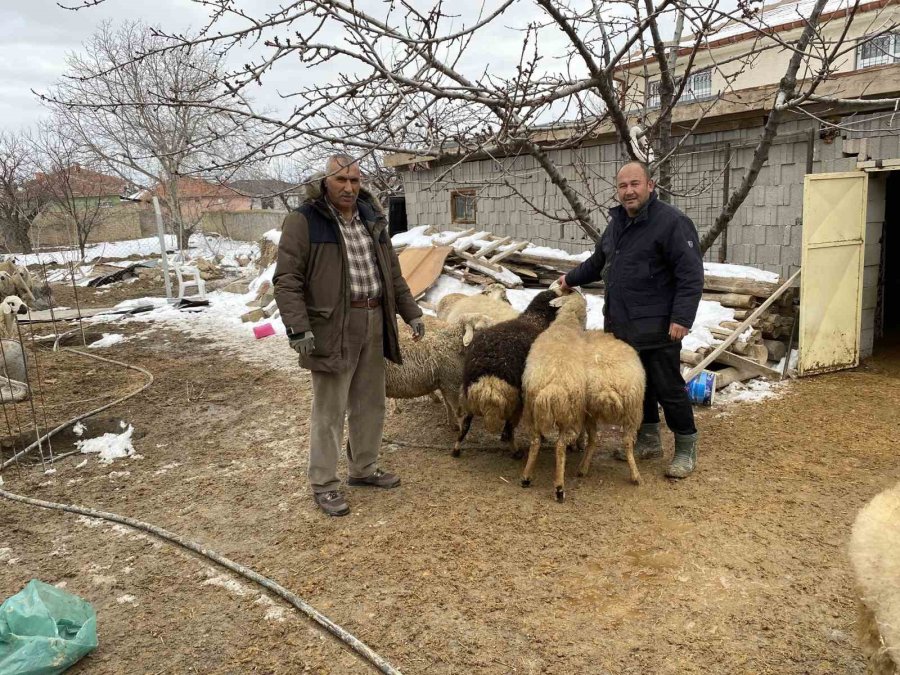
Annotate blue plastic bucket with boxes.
[685,370,716,406]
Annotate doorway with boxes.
[878,171,900,342]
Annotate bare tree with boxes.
[41,21,262,249]
[61,1,900,253]
[31,123,124,257]
[0,130,46,253]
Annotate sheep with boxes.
[577,329,646,486]
[849,480,900,675]
[385,313,496,430]
[0,295,28,340]
[436,283,517,326]
[520,291,589,501]
[455,289,560,458]
[519,291,645,500]
[0,339,28,403]
[0,262,37,307]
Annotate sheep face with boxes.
[1,295,27,316]
[482,283,509,302]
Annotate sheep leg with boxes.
[520,434,542,487]
[452,414,473,457]
[502,421,523,459]
[439,386,460,430]
[622,431,643,485]
[554,434,567,502]
[577,426,599,478]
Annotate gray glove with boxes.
[289,331,315,356]
[409,317,425,341]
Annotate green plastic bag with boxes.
[0,580,98,674]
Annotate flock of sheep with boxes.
[383,282,899,673]
[385,283,645,502]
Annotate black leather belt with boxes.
[350,297,381,308]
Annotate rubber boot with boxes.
[665,432,698,478]
[614,422,662,461]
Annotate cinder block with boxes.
[863,264,879,288]
[862,283,878,310]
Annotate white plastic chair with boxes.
[173,264,207,300]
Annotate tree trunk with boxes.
[3,221,33,254]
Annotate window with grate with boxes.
[857,33,899,69]
[647,69,712,109]
[451,190,477,224]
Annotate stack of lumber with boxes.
[394,227,583,289]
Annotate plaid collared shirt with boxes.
[327,199,382,301]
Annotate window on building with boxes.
[857,33,900,69]
[647,69,712,109]
[451,190,477,224]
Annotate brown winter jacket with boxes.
[273,179,421,373]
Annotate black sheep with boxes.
[455,290,559,457]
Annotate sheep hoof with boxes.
[520,478,531,488]
[555,487,565,502]
[451,447,461,458]
[511,449,524,460]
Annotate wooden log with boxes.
[710,326,761,343]
[713,367,758,390]
[746,343,771,365]
[684,270,801,383]
[764,339,787,362]
[704,274,781,298]
[702,292,757,309]
[455,250,523,288]
[712,350,782,379]
[504,252,581,271]
[680,350,705,366]
[488,241,529,264]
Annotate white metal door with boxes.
[799,172,867,376]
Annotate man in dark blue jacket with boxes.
[558,161,704,478]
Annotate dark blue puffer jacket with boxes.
[565,192,704,350]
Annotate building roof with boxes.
[32,164,128,198]
[151,176,242,200]
[226,179,303,197]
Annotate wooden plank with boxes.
[684,269,801,383]
[712,350,782,379]
[488,241,529,264]
[504,252,580,271]
[398,246,452,297]
[435,228,475,246]
[704,274,781,298]
[22,307,117,322]
[473,236,512,259]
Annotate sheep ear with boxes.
[463,323,475,347]
[550,296,567,308]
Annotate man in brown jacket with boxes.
[274,155,423,516]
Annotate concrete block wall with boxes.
[400,111,900,281]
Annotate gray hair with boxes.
[325,154,358,174]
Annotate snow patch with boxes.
[77,425,136,464]
[202,572,250,597]
[116,594,138,606]
[704,262,780,283]
[89,333,126,348]
[715,379,787,406]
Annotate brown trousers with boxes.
[308,307,385,493]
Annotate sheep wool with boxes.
[850,480,900,675]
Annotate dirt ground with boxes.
[1,276,899,674]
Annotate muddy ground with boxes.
[1,276,898,674]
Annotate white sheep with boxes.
[0,262,37,307]
[849,480,900,675]
[385,313,495,430]
[520,291,589,501]
[0,295,27,340]
[437,283,518,326]
[574,329,646,486]
[0,338,28,403]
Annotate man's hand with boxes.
[669,322,689,341]
[290,331,315,356]
[556,275,570,292]
[409,317,425,342]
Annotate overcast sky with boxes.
[0,1,738,135]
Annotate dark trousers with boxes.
[639,343,697,436]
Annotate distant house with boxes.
[148,177,251,213]
[31,164,130,209]
[227,179,304,210]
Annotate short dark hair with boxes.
[617,160,653,182]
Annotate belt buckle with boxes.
[367,297,377,308]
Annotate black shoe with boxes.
[313,490,350,516]
[347,468,401,489]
